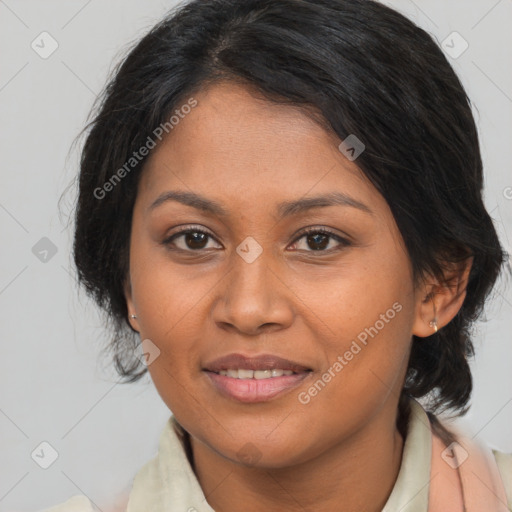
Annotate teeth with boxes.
[254,370,271,379]
[217,369,295,379]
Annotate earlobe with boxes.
[412,290,439,338]
[428,299,438,333]
[124,277,140,331]
[412,256,473,338]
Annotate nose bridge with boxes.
[232,241,273,299]
[213,237,294,333]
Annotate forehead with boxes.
[138,81,383,213]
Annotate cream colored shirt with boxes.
[43,400,512,512]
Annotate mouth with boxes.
[202,353,313,403]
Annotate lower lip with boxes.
[204,371,311,403]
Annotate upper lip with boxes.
[203,353,312,373]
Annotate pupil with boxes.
[308,233,328,250]
[187,232,207,249]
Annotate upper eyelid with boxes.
[166,224,217,240]
[166,225,349,248]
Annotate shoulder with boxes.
[41,495,94,512]
[492,449,512,511]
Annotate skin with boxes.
[125,81,472,511]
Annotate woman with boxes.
[50,0,511,510]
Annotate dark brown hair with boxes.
[71,0,509,436]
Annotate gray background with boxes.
[1,0,511,510]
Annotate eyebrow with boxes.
[148,190,373,218]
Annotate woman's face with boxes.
[126,81,428,467]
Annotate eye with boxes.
[288,227,351,253]
[162,225,221,251]
[162,225,351,254]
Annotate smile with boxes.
[204,369,311,403]
[216,368,295,379]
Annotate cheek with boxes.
[129,234,217,335]
[300,251,415,418]
[318,243,414,349]
[127,241,213,395]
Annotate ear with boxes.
[124,277,140,332]
[412,256,473,338]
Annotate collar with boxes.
[382,398,432,511]
[127,398,433,512]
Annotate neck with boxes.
[188,408,405,512]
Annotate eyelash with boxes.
[162,225,351,254]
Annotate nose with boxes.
[211,248,295,336]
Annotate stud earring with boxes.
[428,298,438,333]
[130,314,137,319]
